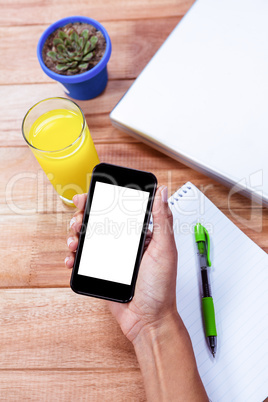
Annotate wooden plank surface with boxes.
[1,200,267,289]
[0,289,137,369]
[0,81,134,146]
[0,288,145,400]
[0,0,194,26]
[0,370,145,402]
[0,17,180,85]
[2,144,268,214]
[0,0,267,399]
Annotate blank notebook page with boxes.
[169,182,268,401]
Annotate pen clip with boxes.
[203,227,211,267]
[194,223,211,267]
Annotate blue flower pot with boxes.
[37,16,112,100]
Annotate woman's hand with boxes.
[65,186,178,343]
[65,186,208,401]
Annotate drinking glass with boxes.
[22,97,99,206]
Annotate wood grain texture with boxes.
[0,288,138,369]
[0,81,134,147]
[1,202,267,288]
[0,17,180,85]
[2,143,268,212]
[0,0,194,26]
[0,214,70,288]
[0,370,146,402]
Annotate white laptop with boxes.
[110,0,268,206]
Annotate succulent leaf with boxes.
[83,41,90,55]
[88,36,98,52]
[73,53,84,61]
[66,62,78,68]
[53,38,64,46]
[56,44,66,54]
[67,68,79,74]
[67,51,76,58]
[56,53,65,60]
[82,30,89,41]
[82,52,93,62]
[56,64,70,71]
[58,31,68,40]
[78,62,89,70]
[90,36,98,48]
[70,31,79,43]
[47,51,57,61]
[78,37,84,50]
[57,57,68,63]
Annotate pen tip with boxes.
[212,352,216,358]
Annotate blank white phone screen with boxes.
[78,182,150,285]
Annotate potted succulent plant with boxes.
[37,16,112,100]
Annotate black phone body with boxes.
[70,163,157,303]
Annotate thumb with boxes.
[73,193,87,211]
[151,186,174,248]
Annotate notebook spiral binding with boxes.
[169,184,192,205]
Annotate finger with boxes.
[64,254,74,269]
[151,185,174,246]
[73,193,87,211]
[69,212,84,234]
[67,235,79,252]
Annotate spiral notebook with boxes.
[164,182,268,401]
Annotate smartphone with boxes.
[70,163,157,303]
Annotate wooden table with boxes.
[0,1,267,400]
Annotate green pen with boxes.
[194,223,217,358]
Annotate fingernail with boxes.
[70,217,76,228]
[67,237,75,247]
[158,185,165,191]
[161,186,168,203]
[65,257,70,265]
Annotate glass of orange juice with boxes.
[22,97,99,206]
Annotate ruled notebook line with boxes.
[169,182,268,402]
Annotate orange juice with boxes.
[23,99,99,205]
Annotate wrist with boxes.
[133,310,208,402]
[132,308,190,352]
